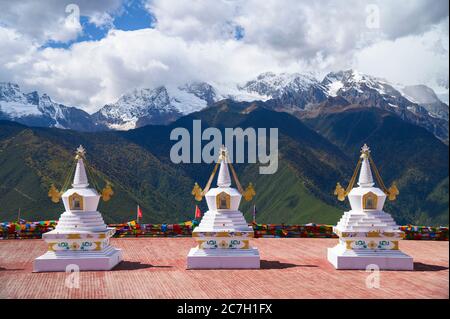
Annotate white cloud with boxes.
[0,0,448,112]
[355,18,449,91]
[0,0,122,43]
[4,28,304,112]
[146,0,449,62]
[88,12,115,29]
[146,0,239,41]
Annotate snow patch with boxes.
[0,101,41,117]
[166,86,207,114]
[327,80,344,97]
[107,121,137,131]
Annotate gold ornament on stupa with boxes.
[242,182,256,201]
[334,182,346,201]
[48,184,61,203]
[191,183,204,201]
[101,182,114,201]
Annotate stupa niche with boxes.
[187,146,260,269]
[33,145,122,272]
[328,144,413,270]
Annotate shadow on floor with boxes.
[0,266,24,271]
[113,261,172,271]
[260,260,318,270]
[414,262,448,272]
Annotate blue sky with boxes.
[43,1,156,49]
[42,0,245,49]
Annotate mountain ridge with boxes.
[0,82,105,132]
[0,99,447,225]
[1,70,448,141]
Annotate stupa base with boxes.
[187,247,260,269]
[328,245,413,270]
[33,246,122,272]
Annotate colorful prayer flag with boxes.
[137,205,143,218]
[195,205,202,219]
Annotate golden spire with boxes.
[360,143,370,158]
[75,145,86,159]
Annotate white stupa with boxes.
[34,145,122,272]
[328,144,413,270]
[187,146,260,269]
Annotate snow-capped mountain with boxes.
[0,82,103,131]
[180,82,217,107]
[318,70,448,140]
[1,70,448,141]
[322,70,419,110]
[399,84,449,120]
[238,72,328,110]
[320,70,449,118]
[227,70,447,140]
[92,84,213,130]
[92,73,331,130]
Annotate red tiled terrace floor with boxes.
[0,238,448,299]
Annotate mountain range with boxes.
[0,98,448,226]
[0,69,448,225]
[1,70,448,142]
[0,83,104,131]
